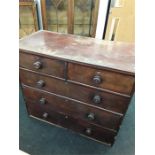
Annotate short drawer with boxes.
[20,69,130,114]
[68,63,134,96]
[19,52,65,78]
[22,86,122,131]
[26,100,116,145]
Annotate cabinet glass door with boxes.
[19,0,38,38]
[41,0,99,37]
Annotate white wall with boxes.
[95,0,109,39]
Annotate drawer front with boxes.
[19,52,65,78]
[68,63,134,96]
[26,100,116,145]
[22,86,122,131]
[20,69,130,114]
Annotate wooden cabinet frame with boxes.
[41,0,99,37]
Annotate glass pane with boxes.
[19,25,35,38]
[19,6,34,24]
[58,24,68,33]
[46,0,68,33]
[19,6,36,38]
[74,25,90,36]
[48,24,67,33]
[47,25,57,31]
[74,0,94,36]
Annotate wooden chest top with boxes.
[19,30,135,74]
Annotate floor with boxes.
[19,89,135,155]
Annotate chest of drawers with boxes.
[19,30,135,146]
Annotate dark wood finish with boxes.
[20,52,65,79]
[23,86,122,131]
[20,69,130,114]
[90,0,99,37]
[19,31,135,74]
[26,100,116,145]
[67,0,74,34]
[19,31,135,146]
[68,63,134,96]
[40,0,48,30]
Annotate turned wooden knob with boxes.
[33,61,42,69]
[85,128,92,135]
[42,112,48,119]
[93,95,101,104]
[87,113,95,121]
[93,75,102,84]
[36,80,45,88]
[39,98,46,105]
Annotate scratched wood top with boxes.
[19,30,135,74]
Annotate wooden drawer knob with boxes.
[33,61,42,69]
[85,128,92,135]
[42,112,48,119]
[87,113,95,121]
[93,95,101,104]
[36,80,45,88]
[39,98,46,105]
[93,75,102,84]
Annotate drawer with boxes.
[22,86,122,131]
[19,52,65,78]
[26,100,116,145]
[20,69,130,114]
[68,63,134,96]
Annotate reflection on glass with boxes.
[19,6,35,38]
[74,0,94,36]
[44,0,98,37]
[46,0,68,33]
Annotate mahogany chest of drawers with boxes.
[19,30,135,146]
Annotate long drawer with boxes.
[68,63,134,96]
[22,86,122,131]
[26,100,117,145]
[20,52,65,79]
[20,69,130,114]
